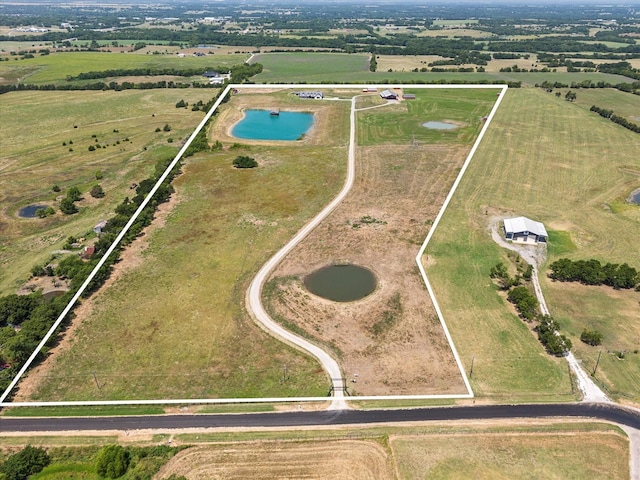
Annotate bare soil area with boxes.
[155,440,394,480]
[266,143,470,396]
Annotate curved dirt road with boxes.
[246,96,358,410]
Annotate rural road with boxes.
[246,96,359,410]
[1,403,639,432]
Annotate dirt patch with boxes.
[11,188,181,401]
[156,440,394,480]
[266,143,470,396]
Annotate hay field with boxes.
[19,92,350,401]
[250,52,370,82]
[264,88,498,396]
[0,89,211,296]
[426,87,640,402]
[156,422,627,480]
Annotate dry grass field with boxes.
[17,89,350,401]
[264,88,498,396]
[376,55,541,73]
[154,422,628,480]
[426,87,640,402]
[0,89,210,296]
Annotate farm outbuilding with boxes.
[296,91,324,100]
[503,216,548,243]
[380,89,398,100]
[403,94,416,100]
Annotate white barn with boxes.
[503,216,548,243]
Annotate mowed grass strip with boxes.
[250,52,370,82]
[25,99,351,401]
[0,89,211,295]
[427,87,640,401]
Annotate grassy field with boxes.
[426,87,640,402]
[20,93,350,401]
[0,51,249,84]
[357,88,497,146]
[249,53,634,86]
[0,89,213,296]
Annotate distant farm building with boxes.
[296,91,324,100]
[363,87,378,92]
[503,216,548,244]
[93,220,107,234]
[203,71,230,84]
[403,93,416,100]
[380,89,398,100]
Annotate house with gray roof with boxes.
[503,216,548,243]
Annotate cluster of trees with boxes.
[590,105,640,133]
[66,66,229,81]
[59,186,82,214]
[0,444,187,480]
[581,329,604,346]
[537,80,640,96]
[549,258,639,290]
[490,261,571,355]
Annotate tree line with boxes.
[590,105,640,133]
[549,258,640,290]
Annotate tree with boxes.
[90,184,105,198]
[0,445,50,480]
[163,124,171,132]
[232,155,258,168]
[59,197,78,214]
[565,90,576,101]
[581,329,603,346]
[66,186,82,202]
[96,445,130,479]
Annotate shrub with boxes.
[163,124,171,132]
[59,197,78,214]
[96,445,130,479]
[90,184,105,198]
[507,285,538,320]
[0,445,50,480]
[580,329,603,346]
[88,145,96,151]
[51,185,60,192]
[232,155,258,169]
[66,186,82,202]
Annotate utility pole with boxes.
[593,351,602,376]
[92,372,101,391]
[469,355,475,378]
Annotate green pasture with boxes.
[250,52,370,82]
[0,51,248,84]
[25,97,351,401]
[357,88,498,146]
[427,87,640,401]
[559,87,640,124]
[250,53,634,86]
[0,89,212,296]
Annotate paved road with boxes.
[1,403,639,432]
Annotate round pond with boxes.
[422,121,458,130]
[304,264,377,302]
[631,189,640,205]
[18,205,47,218]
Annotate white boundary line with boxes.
[1,83,507,408]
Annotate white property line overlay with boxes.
[1,83,507,408]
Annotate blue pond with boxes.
[232,110,314,141]
[631,190,640,205]
[18,205,46,218]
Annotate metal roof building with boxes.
[503,216,548,243]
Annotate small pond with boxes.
[18,205,47,218]
[631,189,640,205]
[304,264,377,302]
[232,110,314,141]
[422,121,458,130]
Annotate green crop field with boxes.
[0,89,213,296]
[0,51,248,84]
[357,88,497,146]
[250,52,370,82]
[426,87,640,402]
[23,94,351,401]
